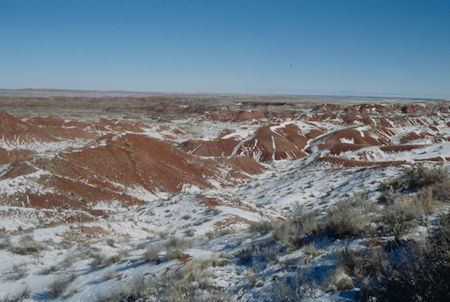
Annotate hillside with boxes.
[0,97,448,301]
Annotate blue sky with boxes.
[1,0,449,98]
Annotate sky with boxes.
[1,0,449,98]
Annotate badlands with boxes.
[0,92,448,301]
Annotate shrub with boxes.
[48,276,74,298]
[5,265,28,281]
[248,220,273,235]
[273,210,319,249]
[40,265,58,275]
[328,266,354,291]
[0,237,11,250]
[106,238,115,247]
[403,165,448,191]
[96,260,226,302]
[164,237,191,252]
[4,286,31,302]
[271,272,312,301]
[432,179,450,203]
[379,165,448,197]
[381,198,422,237]
[238,249,253,265]
[145,244,162,263]
[320,196,374,239]
[90,252,125,270]
[167,249,181,260]
[358,212,450,301]
[9,235,45,255]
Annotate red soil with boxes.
[27,115,65,127]
[179,138,239,157]
[207,110,264,122]
[399,132,428,144]
[0,111,53,143]
[237,125,307,161]
[380,145,425,152]
[318,128,386,151]
[0,148,35,165]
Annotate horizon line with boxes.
[0,87,446,101]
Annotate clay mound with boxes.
[317,128,387,152]
[401,104,427,115]
[14,134,265,215]
[179,138,239,157]
[0,161,36,179]
[223,156,265,176]
[27,115,65,127]
[45,127,97,140]
[206,110,264,122]
[58,134,217,194]
[26,114,96,140]
[236,124,307,161]
[399,132,429,144]
[358,104,392,115]
[305,129,325,139]
[0,147,35,165]
[235,111,265,122]
[0,111,53,144]
[313,104,347,113]
[380,145,426,153]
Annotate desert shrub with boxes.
[40,265,58,275]
[238,249,253,265]
[273,209,319,249]
[328,265,354,291]
[163,237,192,261]
[0,237,11,250]
[48,275,75,298]
[106,238,115,247]
[168,249,181,260]
[271,272,313,301]
[63,254,77,268]
[90,252,125,270]
[415,186,442,214]
[358,212,450,301]
[379,166,448,199]
[403,165,448,191]
[381,198,422,237]
[248,220,273,235]
[338,247,387,288]
[90,253,106,270]
[96,260,226,302]
[9,235,45,255]
[145,244,162,263]
[4,286,31,302]
[320,196,375,239]
[164,236,191,252]
[432,178,450,203]
[5,264,28,281]
[208,253,229,267]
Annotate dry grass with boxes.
[5,265,28,281]
[48,275,75,298]
[340,212,450,301]
[9,235,45,255]
[145,243,162,263]
[4,286,30,302]
[273,209,319,249]
[96,259,226,302]
[248,220,274,235]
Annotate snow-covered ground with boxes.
[0,101,449,301]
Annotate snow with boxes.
[0,102,449,301]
